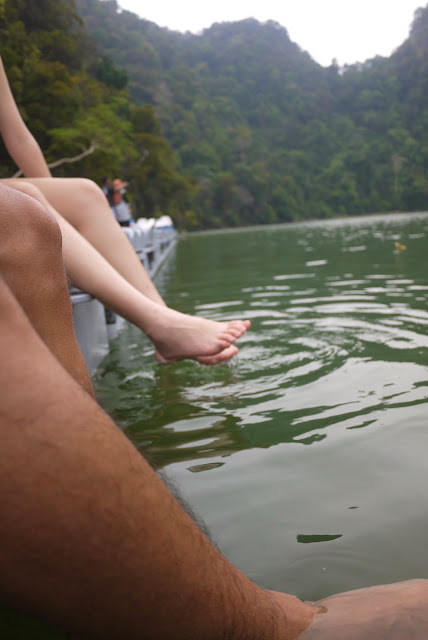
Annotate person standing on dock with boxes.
[111,177,133,227]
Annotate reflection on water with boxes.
[96,212,428,600]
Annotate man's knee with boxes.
[0,184,62,268]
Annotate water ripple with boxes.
[95,212,428,598]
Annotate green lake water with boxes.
[2,211,427,637]
[96,211,428,601]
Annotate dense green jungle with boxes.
[1,0,427,229]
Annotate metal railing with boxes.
[71,217,177,373]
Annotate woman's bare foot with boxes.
[147,308,250,364]
[196,344,239,365]
[155,343,240,365]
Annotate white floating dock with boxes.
[71,217,177,374]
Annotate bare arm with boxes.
[0,56,51,177]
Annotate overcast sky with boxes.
[116,0,423,67]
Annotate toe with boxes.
[222,332,238,344]
[227,320,251,335]
[196,345,239,365]
[226,326,246,339]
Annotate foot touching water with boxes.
[149,309,250,364]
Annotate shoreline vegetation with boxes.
[0,0,427,230]
[179,209,428,236]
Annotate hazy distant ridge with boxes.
[1,0,426,229]
[76,0,428,227]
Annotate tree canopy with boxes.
[1,0,427,229]
[0,0,194,222]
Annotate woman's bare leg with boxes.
[12,177,172,303]
[12,177,251,362]
[2,180,248,364]
[0,184,94,395]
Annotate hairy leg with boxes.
[1,278,428,639]
[2,179,250,364]
[0,278,313,639]
[0,184,94,395]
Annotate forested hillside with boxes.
[2,0,427,229]
[0,0,195,225]
[76,0,428,227]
